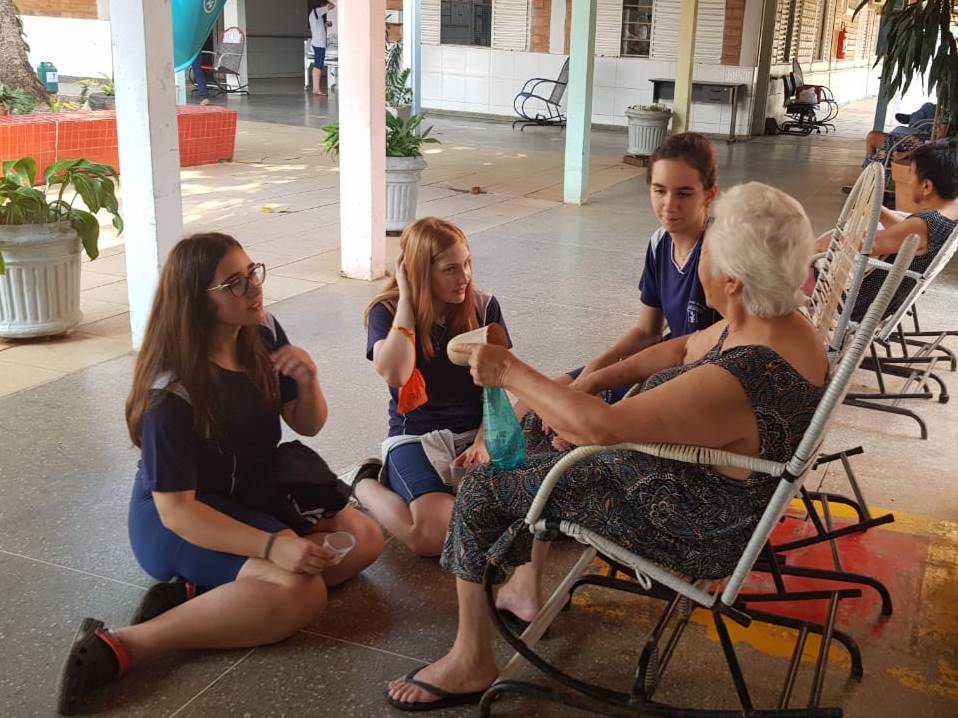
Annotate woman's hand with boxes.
[271,345,318,386]
[452,343,515,388]
[395,254,410,297]
[269,534,335,574]
[454,439,490,469]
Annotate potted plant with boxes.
[0,157,123,338]
[386,41,413,121]
[624,103,672,157]
[78,74,115,110]
[322,112,439,232]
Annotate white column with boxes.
[339,0,386,280]
[175,69,188,105]
[110,0,184,348]
[671,0,699,134]
[403,0,422,115]
[549,0,566,54]
[563,0,597,206]
[223,0,248,91]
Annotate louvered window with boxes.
[492,0,530,51]
[650,0,726,64]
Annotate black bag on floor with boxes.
[235,440,350,535]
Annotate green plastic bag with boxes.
[482,387,526,471]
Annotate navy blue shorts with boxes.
[312,46,326,70]
[128,488,288,589]
[567,366,633,404]
[386,442,455,504]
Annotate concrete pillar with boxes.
[403,0,422,115]
[110,0,184,348]
[671,0,699,134]
[549,0,566,54]
[175,69,188,104]
[563,0,597,206]
[749,0,778,136]
[339,0,387,280]
[223,0,248,91]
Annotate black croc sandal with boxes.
[131,578,200,625]
[57,618,129,715]
[339,458,384,502]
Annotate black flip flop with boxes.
[57,618,128,715]
[385,667,487,712]
[496,608,551,639]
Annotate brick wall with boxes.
[721,0,746,65]
[530,0,552,53]
[564,0,572,54]
[17,0,98,19]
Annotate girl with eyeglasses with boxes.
[56,233,384,714]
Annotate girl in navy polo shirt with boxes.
[56,233,384,714]
[349,217,510,558]
[560,132,722,405]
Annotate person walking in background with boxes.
[308,0,335,96]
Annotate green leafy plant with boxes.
[48,97,79,113]
[77,74,116,102]
[322,112,439,159]
[859,0,958,127]
[628,103,671,113]
[386,42,412,108]
[0,83,36,115]
[0,157,124,273]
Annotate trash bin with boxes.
[36,62,59,94]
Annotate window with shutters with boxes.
[771,0,799,63]
[813,0,833,61]
[621,0,655,57]
[440,0,493,46]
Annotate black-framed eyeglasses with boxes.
[208,263,266,298]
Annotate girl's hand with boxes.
[454,440,490,469]
[395,254,410,296]
[451,343,515,388]
[271,345,318,386]
[269,534,335,574]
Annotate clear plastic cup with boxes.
[323,531,356,565]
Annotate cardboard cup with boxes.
[447,322,509,366]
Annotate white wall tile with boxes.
[422,71,442,100]
[513,52,540,81]
[422,44,442,73]
[538,52,567,79]
[593,57,618,88]
[440,100,466,112]
[465,47,491,77]
[463,102,492,114]
[592,85,616,115]
[442,46,466,75]
[465,77,491,105]
[615,58,649,90]
[491,78,519,107]
[442,75,466,103]
[613,88,646,113]
[489,49,515,79]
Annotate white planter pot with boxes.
[0,223,83,338]
[624,108,673,156]
[385,155,427,232]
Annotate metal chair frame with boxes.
[192,26,249,96]
[480,241,919,718]
[513,58,569,132]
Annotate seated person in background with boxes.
[860,102,937,170]
[385,182,827,711]
[56,233,384,715]
[346,217,511,558]
[825,139,958,321]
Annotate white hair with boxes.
[707,182,814,318]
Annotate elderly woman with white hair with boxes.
[385,182,830,711]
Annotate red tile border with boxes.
[0,107,236,181]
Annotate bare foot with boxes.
[312,90,326,96]
[495,580,541,623]
[387,652,497,706]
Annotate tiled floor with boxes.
[2,88,957,717]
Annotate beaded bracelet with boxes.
[263,532,278,561]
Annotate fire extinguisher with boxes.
[836,25,848,60]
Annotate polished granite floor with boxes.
[1,85,957,717]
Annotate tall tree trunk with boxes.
[0,0,50,102]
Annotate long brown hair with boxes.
[125,233,279,447]
[364,217,478,359]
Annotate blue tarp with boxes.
[172,0,227,72]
